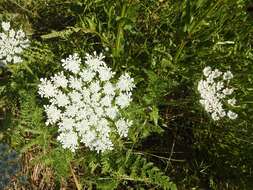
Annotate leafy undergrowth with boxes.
[0,0,253,189]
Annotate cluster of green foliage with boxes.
[0,0,253,189]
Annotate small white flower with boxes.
[6,55,12,63]
[211,112,220,121]
[57,130,78,152]
[227,111,238,120]
[90,81,101,93]
[1,22,10,31]
[228,98,236,106]
[219,110,226,118]
[212,69,222,79]
[98,66,114,81]
[115,92,132,108]
[9,29,15,38]
[59,117,76,131]
[69,91,82,103]
[80,130,96,145]
[69,76,82,90]
[85,51,105,71]
[50,91,69,107]
[101,95,113,107]
[216,92,226,99]
[14,47,23,54]
[206,75,214,84]
[61,53,81,74]
[223,88,234,95]
[75,120,90,134]
[105,106,118,119]
[81,88,91,102]
[44,105,62,125]
[223,71,233,80]
[89,114,99,125]
[51,72,68,88]
[103,81,115,95]
[216,81,224,91]
[13,56,22,64]
[203,66,212,77]
[116,73,135,92]
[95,106,104,117]
[16,29,25,39]
[38,78,58,98]
[64,104,79,117]
[80,69,95,82]
[91,92,101,104]
[115,118,133,138]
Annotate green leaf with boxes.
[149,105,159,126]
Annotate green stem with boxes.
[174,40,186,63]
[114,3,127,58]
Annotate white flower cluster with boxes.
[198,66,238,121]
[0,21,29,65]
[38,52,135,153]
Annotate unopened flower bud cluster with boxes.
[198,66,238,121]
[38,52,135,153]
[0,21,29,65]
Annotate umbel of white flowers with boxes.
[38,52,135,153]
[198,66,238,121]
[0,21,30,65]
